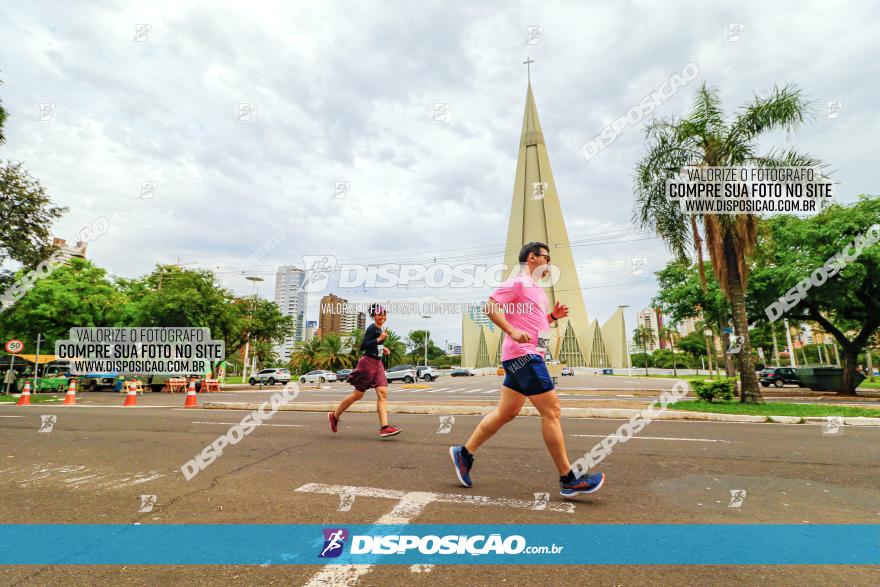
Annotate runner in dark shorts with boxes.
[449,242,605,497]
[328,304,401,438]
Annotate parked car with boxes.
[451,368,476,377]
[249,368,291,386]
[561,367,575,376]
[336,369,353,382]
[759,367,801,388]
[385,365,417,383]
[415,366,438,382]
[298,370,336,384]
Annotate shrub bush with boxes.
[692,377,737,402]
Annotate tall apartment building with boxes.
[678,315,700,337]
[318,294,365,334]
[636,307,664,352]
[273,266,308,362]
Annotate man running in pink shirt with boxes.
[449,242,605,497]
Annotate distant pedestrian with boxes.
[328,304,401,438]
[4,368,17,395]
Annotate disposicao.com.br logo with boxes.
[318,528,563,557]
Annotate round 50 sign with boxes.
[5,339,24,354]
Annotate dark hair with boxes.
[369,303,387,317]
[518,242,549,263]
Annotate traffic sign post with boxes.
[5,339,24,395]
[5,340,24,354]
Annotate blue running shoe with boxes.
[560,472,605,497]
[449,445,474,488]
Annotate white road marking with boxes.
[295,483,575,513]
[297,483,572,586]
[0,415,24,418]
[571,434,729,443]
[112,472,164,488]
[482,389,498,394]
[190,421,304,427]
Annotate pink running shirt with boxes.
[489,274,551,361]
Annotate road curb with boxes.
[201,402,880,426]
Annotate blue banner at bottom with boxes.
[0,525,877,565]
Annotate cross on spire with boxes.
[523,56,534,82]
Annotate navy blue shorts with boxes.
[502,354,555,396]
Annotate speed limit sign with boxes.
[5,339,24,354]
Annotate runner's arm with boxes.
[486,297,530,343]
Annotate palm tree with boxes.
[633,326,653,376]
[634,83,820,403]
[659,324,679,377]
[289,337,322,374]
[382,330,408,366]
[316,333,356,371]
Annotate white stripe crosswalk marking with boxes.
[482,388,498,394]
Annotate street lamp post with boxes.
[243,276,264,384]
[704,328,715,378]
[421,315,431,367]
[618,305,631,376]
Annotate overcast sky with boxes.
[1,1,877,347]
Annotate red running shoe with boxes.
[379,424,401,438]
[328,412,339,433]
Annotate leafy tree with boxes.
[630,352,651,369]
[0,258,127,350]
[653,259,734,375]
[406,329,445,364]
[635,82,819,403]
[123,266,290,375]
[0,79,67,273]
[748,196,880,393]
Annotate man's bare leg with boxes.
[528,390,571,475]
[464,387,526,453]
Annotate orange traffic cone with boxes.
[16,380,31,406]
[122,381,138,406]
[183,380,198,408]
[63,378,77,405]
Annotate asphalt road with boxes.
[0,396,878,585]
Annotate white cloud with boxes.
[1,0,876,344]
